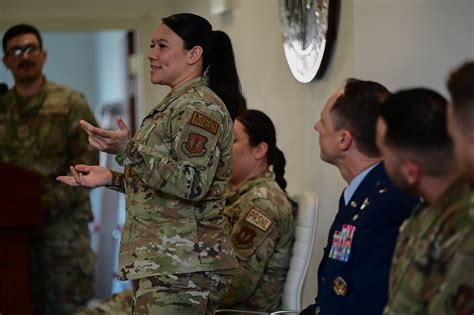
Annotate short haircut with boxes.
[331,78,391,157]
[447,61,474,127]
[379,88,454,176]
[2,23,42,53]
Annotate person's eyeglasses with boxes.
[5,44,42,58]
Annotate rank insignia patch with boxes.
[245,209,272,231]
[329,224,356,262]
[182,132,207,157]
[189,111,219,135]
[360,197,370,210]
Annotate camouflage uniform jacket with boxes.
[0,78,98,311]
[109,76,238,280]
[76,289,134,315]
[219,171,296,311]
[383,179,474,315]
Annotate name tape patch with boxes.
[245,209,272,232]
[190,111,219,135]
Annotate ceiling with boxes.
[0,0,211,29]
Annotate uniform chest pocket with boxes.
[412,237,436,271]
[0,113,12,145]
[38,111,68,154]
[136,113,173,156]
[134,121,156,145]
[0,113,14,161]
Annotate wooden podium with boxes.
[0,163,42,315]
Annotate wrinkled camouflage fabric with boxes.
[384,179,474,315]
[131,270,233,315]
[105,76,236,311]
[76,289,134,315]
[0,77,98,314]
[219,171,296,312]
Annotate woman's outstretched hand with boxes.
[81,116,131,154]
[57,165,112,188]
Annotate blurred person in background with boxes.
[1,23,98,314]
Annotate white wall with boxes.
[354,0,474,97]
[96,31,128,108]
[1,0,473,308]
[45,33,100,108]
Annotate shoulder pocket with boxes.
[176,109,222,164]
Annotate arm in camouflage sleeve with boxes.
[428,226,474,314]
[239,209,294,310]
[107,170,125,193]
[116,104,227,201]
[44,92,100,216]
[220,201,279,307]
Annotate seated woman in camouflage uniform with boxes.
[218,109,296,312]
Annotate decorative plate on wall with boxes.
[278,0,338,83]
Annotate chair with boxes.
[216,191,319,315]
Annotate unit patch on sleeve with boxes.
[233,226,257,248]
[182,132,208,157]
[450,285,474,315]
[245,209,272,232]
[189,111,219,135]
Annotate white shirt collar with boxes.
[343,162,381,205]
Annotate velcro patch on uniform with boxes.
[40,106,69,115]
[17,125,29,139]
[450,285,474,314]
[182,132,208,157]
[245,209,272,232]
[233,226,256,248]
[189,111,219,135]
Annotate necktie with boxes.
[339,189,346,210]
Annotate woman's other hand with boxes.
[57,165,112,188]
[81,116,131,154]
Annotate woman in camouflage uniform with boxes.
[219,109,296,312]
[58,13,245,315]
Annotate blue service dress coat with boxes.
[302,163,419,315]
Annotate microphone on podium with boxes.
[0,83,8,95]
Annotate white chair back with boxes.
[280,191,319,312]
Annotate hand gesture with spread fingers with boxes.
[81,116,131,154]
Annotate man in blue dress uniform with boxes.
[301,79,419,315]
